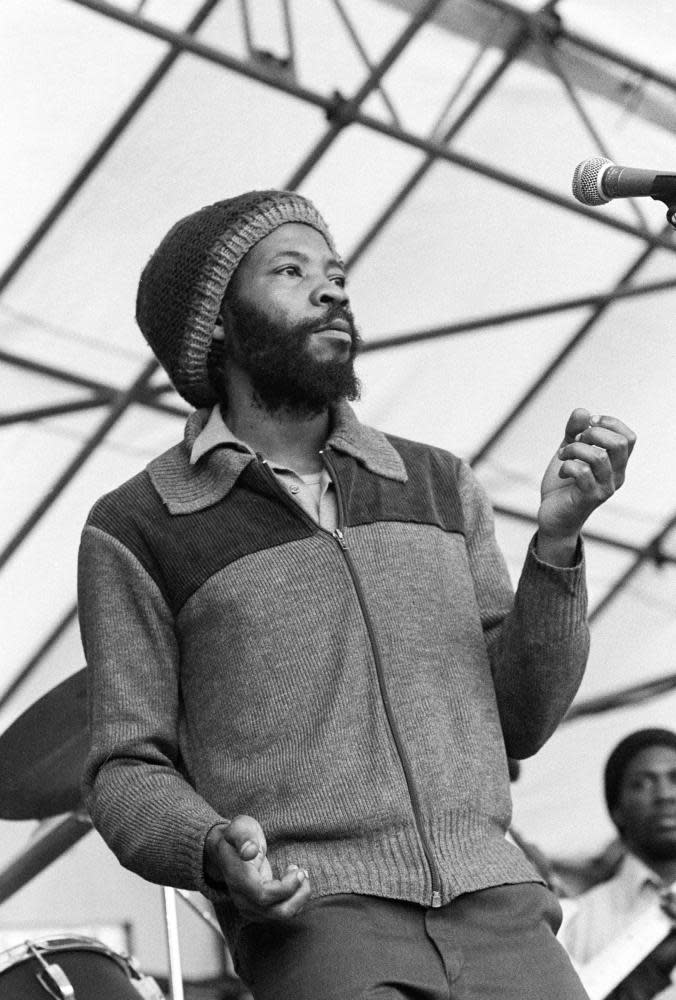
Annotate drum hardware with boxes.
[156,886,235,1000]
[128,969,166,1000]
[174,889,225,940]
[0,834,225,1000]
[0,936,165,999]
[162,888,184,1000]
[0,672,234,998]
[125,955,166,1000]
[27,943,74,1000]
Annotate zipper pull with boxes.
[431,890,442,908]
[333,528,347,550]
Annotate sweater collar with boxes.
[147,401,407,514]
[325,400,407,481]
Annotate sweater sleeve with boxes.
[78,523,225,896]
[457,459,590,758]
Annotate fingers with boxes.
[256,864,312,920]
[583,416,636,487]
[588,414,637,455]
[562,407,592,445]
[232,863,311,922]
[562,410,636,453]
[204,815,270,893]
[539,410,635,546]
[559,411,636,492]
[222,814,267,855]
[205,816,311,922]
[556,457,613,507]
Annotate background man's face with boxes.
[612,744,676,861]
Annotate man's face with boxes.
[217,223,361,415]
[612,744,676,862]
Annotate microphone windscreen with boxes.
[572,156,613,205]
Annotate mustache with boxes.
[310,304,357,335]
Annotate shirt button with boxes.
[289,485,300,494]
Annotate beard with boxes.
[214,294,362,417]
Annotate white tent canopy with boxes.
[2,0,675,890]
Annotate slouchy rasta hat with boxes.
[604,727,676,814]
[136,189,337,408]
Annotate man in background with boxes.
[560,728,676,999]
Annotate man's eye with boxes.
[331,275,346,287]
[278,265,300,276]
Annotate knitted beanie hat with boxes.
[604,727,676,814]
[136,190,337,408]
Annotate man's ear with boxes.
[213,299,236,343]
[212,313,226,342]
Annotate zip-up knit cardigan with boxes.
[78,401,589,945]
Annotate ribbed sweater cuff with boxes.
[518,533,588,642]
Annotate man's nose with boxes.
[311,279,349,307]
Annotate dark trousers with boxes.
[235,882,590,1000]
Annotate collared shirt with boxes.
[559,852,675,973]
[190,405,338,531]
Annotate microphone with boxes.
[572,156,676,207]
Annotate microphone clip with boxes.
[650,179,676,228]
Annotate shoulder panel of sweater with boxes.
[330,432,466,536]
[84,461,320,614]
[84,434,470,615]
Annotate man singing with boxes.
[79,189,635,999]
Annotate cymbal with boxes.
[0,668,88,820]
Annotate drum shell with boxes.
[0,935,153,998]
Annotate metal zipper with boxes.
[321,449,443,908]
[255,454,443,907]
